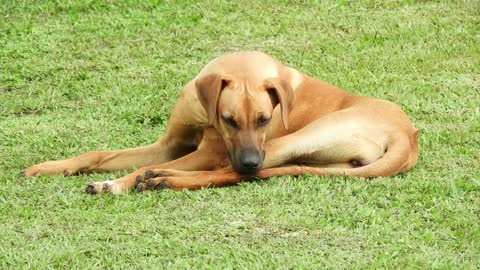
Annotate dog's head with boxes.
[195,73,295,175]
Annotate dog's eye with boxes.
[257,116,270,127]
[222,116,239,128]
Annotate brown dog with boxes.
[21,51,419,194]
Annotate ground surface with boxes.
[1,0,479,268]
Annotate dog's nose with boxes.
[232,148,263,174]
[241,155,260,169]
[240,152,261,169]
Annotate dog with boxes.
[21,51,419,194]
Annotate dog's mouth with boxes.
[232,164,261,175]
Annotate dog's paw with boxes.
[21,161,77,177]
[142,169,171,180]
[85,180,123,195]
[135,173,172,192]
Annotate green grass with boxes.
[1,0,479,268]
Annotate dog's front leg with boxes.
[134,167,244,192]
[85,134,228,194]
[20,139,186,177]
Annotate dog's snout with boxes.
[240,153,261,169]
[232,148,263,175]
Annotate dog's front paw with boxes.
[135,172,172,192]
[85,180,123,195]
[21,161,78,177]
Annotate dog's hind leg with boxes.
[259,107,413,178]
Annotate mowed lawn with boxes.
[1,0,479,268]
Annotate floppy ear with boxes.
[195,74,230,125]
[264,78,295,130]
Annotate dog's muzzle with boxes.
[231,148,264,175]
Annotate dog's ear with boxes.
[264,78,295,130]
[195,74,231,125]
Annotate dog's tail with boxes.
[257,131,418,179]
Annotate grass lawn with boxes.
[1,0,479,268]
